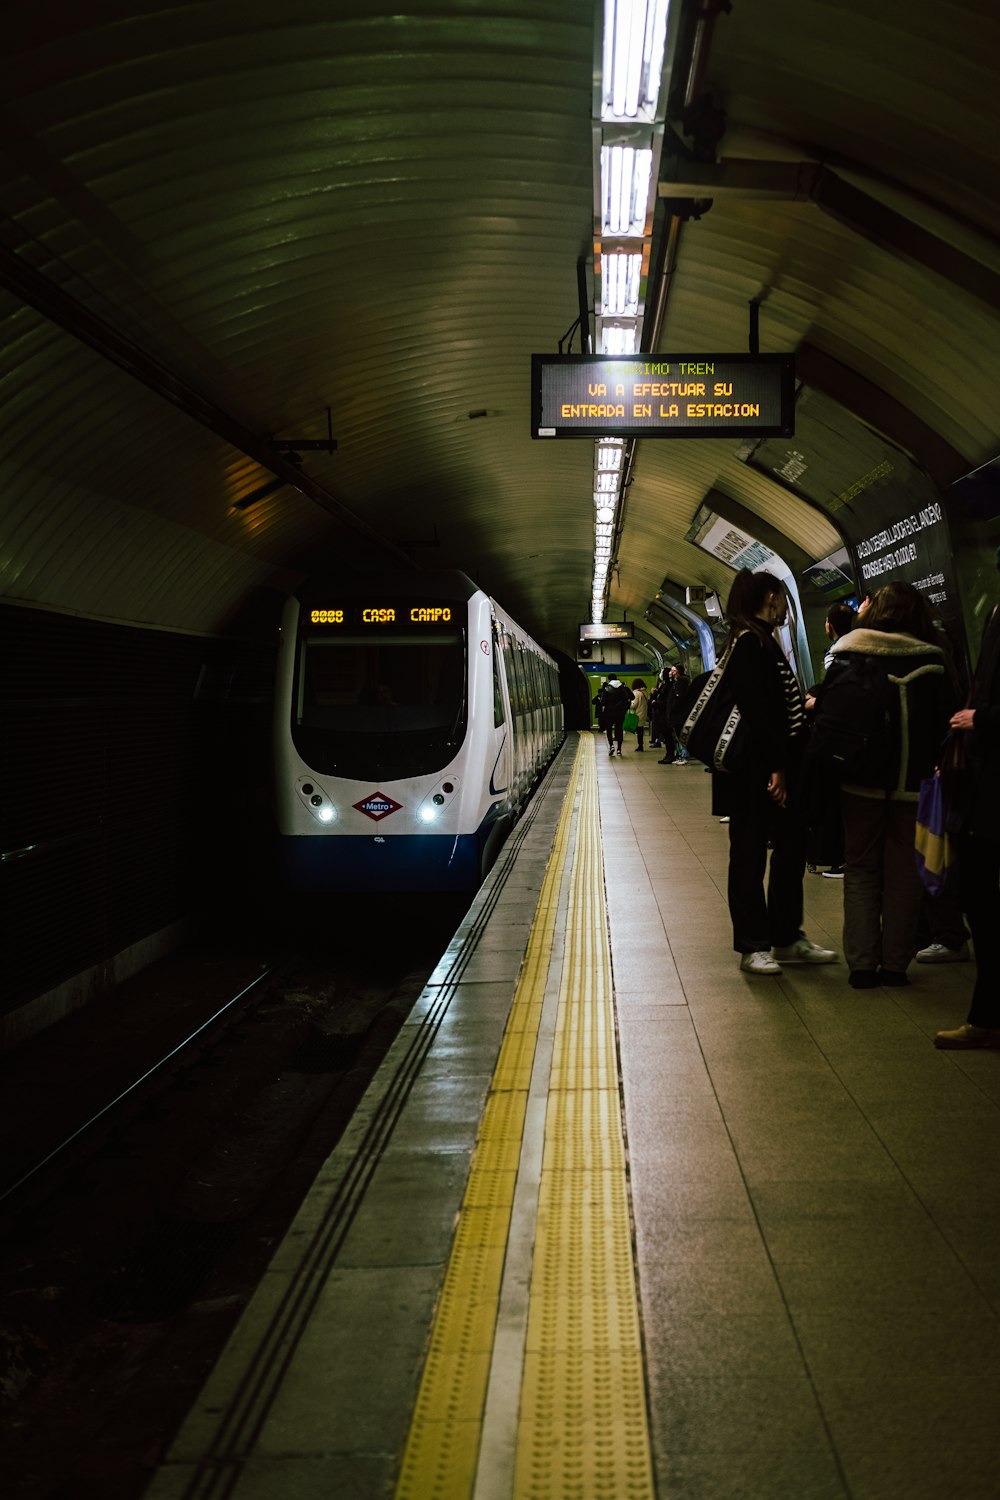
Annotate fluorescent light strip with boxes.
[602,250,642,316]
[601,145,653,237]
[600,323,638,355]
[603,0,671,121]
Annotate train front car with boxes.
[274,573,520,892]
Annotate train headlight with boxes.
[419,806,439,823]
[296,777,337,825]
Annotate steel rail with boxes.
[0,963,281,1210]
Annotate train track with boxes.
[0,962,285,1218]
[0,903,464,1500]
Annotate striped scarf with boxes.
[776,655,806,739]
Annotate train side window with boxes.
[492,635,505,726]
[509,641,525,718]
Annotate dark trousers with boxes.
[841,794,923,973]
[635,725,645,750]
[727,784,806,952]
[959,834,1000,1027]
[919,885,970,950]
[606,721,624,752]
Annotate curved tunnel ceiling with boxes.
[1,1,998,654]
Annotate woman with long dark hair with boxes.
[819,580,952,988]
[718,569,837,975]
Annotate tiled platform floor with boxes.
[146,734,1000,1500]
[605,738,1000,1500]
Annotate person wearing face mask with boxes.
[716,569,838,975]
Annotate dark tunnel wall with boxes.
[1,605,275,1042]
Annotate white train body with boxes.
[273,571,564,891]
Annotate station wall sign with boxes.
[579,622,635,640]
[532,354,795,439]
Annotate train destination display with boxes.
[306,603,455,629]
[532,354,795,439]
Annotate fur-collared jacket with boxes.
[821,626,953,799]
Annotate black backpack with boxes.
[809,653,895,785]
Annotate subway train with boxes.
[273,570,564,891]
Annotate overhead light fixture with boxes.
[601,143,653,237]
[601,250,642,316]
[602,0,671,122]
[599,322,638,355]
[589,2,675,637]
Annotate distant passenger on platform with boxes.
[596,676,631,757]
[649,668,670,750]
[630,679,650,752]
[592,678,607,730]
[818,581,952,989]
[663,665,691,764]
[935,593,1000,1047]
[716,569,837,976]
[822,600,858,671]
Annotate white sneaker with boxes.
[916,942,970,964]
[772,938,837,964]
[719,816,730,824]
[740,950,781,975]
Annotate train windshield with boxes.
[292,631,467,777]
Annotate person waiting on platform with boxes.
[935,593,1000,1047]
[596,675,631,757]
[661,665,691,764]
[822,600,858,670]
[649,667,670,751]
[629,679,650,752]
[716,569,837,975]
[804,600,857,876]
[817,581,952,989]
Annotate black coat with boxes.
[596,680,631,730]
[649,680,671,739]
[710,632,796,817]
[664,674,690,733]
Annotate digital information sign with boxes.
[305,602,456,630]
[579,622,635,640]
[532,354,795,439]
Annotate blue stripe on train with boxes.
[278,830,482,892]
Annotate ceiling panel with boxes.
[0,0,997,658]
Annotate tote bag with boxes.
[677,640,751,774]
[622,709,639,732]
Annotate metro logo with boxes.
[353,791,402,822]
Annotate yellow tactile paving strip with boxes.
[395,736,655,1500]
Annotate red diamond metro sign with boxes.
[353,791,402,822]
